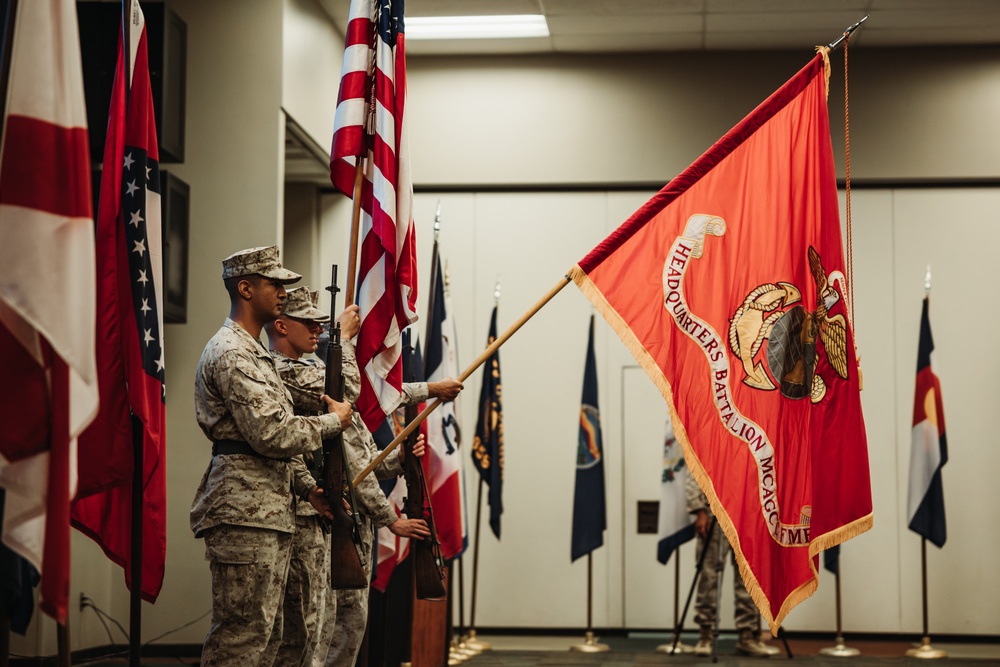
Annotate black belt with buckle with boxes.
[212,440,290,463]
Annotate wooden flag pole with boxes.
[344,160,364,306]
[352,274,571,488]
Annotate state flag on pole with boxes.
[423,253,464,559]
[72,0,168,602]
[571,316,606,561]
[330,0,419,433]
[907,297,947,548]
[656,419,695,565]
[472,306,504,539]
[569,53,873,630]
[0,0,99,623]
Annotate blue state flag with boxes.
[472,306,504,538]
[572,316,607,561]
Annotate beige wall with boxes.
[13,2,1000,656]
[406,48,1000,186]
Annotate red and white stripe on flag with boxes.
[330,0,418,432]
[0,0,99,623]
[372,475,409,592]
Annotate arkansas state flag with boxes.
[907,297,947,548]
[72,0,167,603]
[570,53,872,630]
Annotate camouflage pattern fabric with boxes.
[685,472,757,633]
[221,244,301,283]
[275,514,330,667]
[191,319,342,537]
[323,527,374,667]
[201,524,293,666]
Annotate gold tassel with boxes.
[815,45,831,99]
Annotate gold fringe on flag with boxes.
[570,264,872,635]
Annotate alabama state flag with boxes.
[570,53,872,630]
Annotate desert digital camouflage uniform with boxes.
[272,349,333,667]
[280,335,427,667]
[191,317,344,667]
[684,472,757,636]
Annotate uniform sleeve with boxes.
[685,469,709,515]
[277,362,326,414]
[218,350,342,457]
[341,339,362,404]
[399,382,429,406]
[290,455,318,499]
[343,424,399,528]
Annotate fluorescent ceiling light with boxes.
[406,15,549,40]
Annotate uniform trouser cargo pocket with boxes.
[205,541,258,622]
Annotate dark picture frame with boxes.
[161,170,189,324]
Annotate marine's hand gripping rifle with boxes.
[402,333,447,600]
[322,265,368,589]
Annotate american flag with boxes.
[73,0,167,603]
[330,0,419,432]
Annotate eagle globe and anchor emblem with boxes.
[729,246,850,402]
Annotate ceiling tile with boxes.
[547,14,703,36]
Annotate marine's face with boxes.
[284,316,323,356]
[250,276,288,321]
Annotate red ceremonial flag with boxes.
[0,0,99,623]
[570,53,872,630]
[330,0,419,432]
[72,0,167,603]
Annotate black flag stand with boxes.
[569,553,609,652]
[463,480,490,653]
[819,566,859,657]
[906,537,947,659]
[655,551,692,654]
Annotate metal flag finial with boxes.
[494,276,501,303]
[924,265,932,293]
[434,200,441,240]
[827,14,868,51]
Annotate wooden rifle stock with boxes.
[323,267,368,590]
[402,340,447,600]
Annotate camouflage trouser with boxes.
[201,524,292,667]
[323,519,374,667]
[275,515,329,667]
[694,520,758,634]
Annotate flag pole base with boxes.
[570,631,610,653]
[655,640,693,654]
[906,636,948,659]
[819,635,861,657]
[464,629,492,651]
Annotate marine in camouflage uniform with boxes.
[268,287,334,667]
[190,247,352,667]
[685,471,779,657]
[268,300,461,667]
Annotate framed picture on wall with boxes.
[161,171,190,324]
